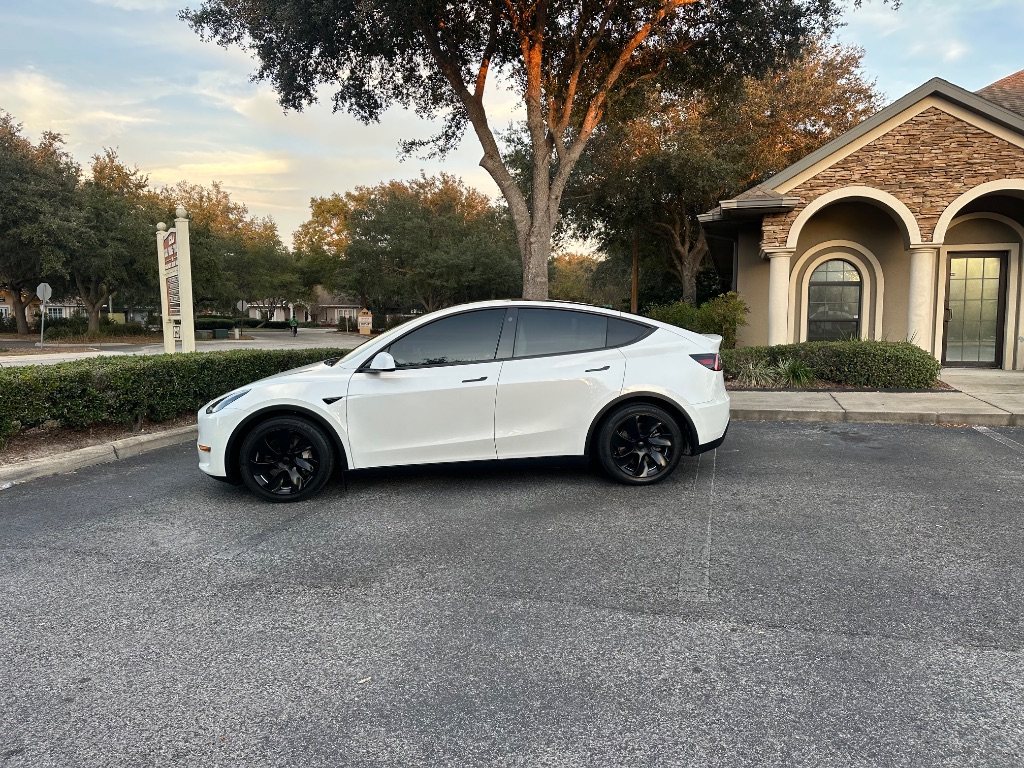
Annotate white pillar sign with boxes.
[156,206,196,353]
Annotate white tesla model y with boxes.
[197,300,730,502]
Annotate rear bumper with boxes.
[692,421,729,455]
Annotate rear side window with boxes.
[388,309,505,368]
[513,309,607,358]
[607,317,649,347]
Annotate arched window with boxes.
[807,259,861,341]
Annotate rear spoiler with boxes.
[701,334,723,350]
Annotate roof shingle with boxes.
[976,69,1024,117]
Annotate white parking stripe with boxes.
[974,426,1024,453]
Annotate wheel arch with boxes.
[585,392,698,458]
[225,405,349,484]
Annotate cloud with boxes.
[87,0,181,11]
[149,151,291,185]
[0,69,156,141]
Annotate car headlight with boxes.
[205,389,250,414]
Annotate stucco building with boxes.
[702,70,1024,369]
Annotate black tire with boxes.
[239,416,334,502]
[597,404,684,486]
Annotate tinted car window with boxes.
[388,309,505,368]
[513,309,607,358]
[607,317,649,347]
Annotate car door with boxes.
[494,308,628,459]
[346,309,507,469]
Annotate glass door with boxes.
[943,253,1006,367]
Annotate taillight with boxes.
[690,353,722,371]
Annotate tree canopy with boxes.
[561,38,884,304]
[182,0,858,299]
[305,174,521,312]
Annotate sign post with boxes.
[36,282,52,350]
[155,206,196,353]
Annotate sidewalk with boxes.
[730,368,1024,427]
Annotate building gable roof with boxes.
[977,69,1024,117]
[757,77,1024,194]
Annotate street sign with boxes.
[36,282,52,302]
[236,300,248,312]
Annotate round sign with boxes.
[36,282,52,302]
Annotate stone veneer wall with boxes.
[762,106,1024,247]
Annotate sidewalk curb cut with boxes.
[0,425,197,487]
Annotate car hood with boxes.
[251,361,336,386]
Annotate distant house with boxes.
[0,289,86,323]
[702,70,1024,370]
[246,288,361,325]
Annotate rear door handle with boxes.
[462,376,488,383]
[585,365,610,372]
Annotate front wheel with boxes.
[597,404,684,485]
[239,416,334,502]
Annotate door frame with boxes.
[935,242,1020,370]
[941,250,1009,367]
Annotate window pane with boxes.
[388,309,504,367]
[607,317,649,347]
[514,308,608,358]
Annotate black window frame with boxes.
[509,307,654,362]
[806,259,862,342]
[357,305,654,371]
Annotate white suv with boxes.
[197,300,730,502]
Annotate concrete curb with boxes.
[0,425,197,487]
[731,409,1022,427]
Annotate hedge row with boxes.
[0,347,350,444]
[644,293,749,349]
[722,339,942,389]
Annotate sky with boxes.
[1,0,1023,247]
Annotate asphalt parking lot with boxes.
[1,422,1022,766]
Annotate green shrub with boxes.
[722,339,941,389]
[0,347,351,446]
[40,317,156,339]
[644,292,749,349]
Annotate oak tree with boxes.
[182,0,849,300]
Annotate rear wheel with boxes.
[239,416,334,502]
[597,404,684,485]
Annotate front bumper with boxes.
[196,406,250,478]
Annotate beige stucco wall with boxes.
[945,217,1021,246]
[735,229,770,347]
[794,202,910,341]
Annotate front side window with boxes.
[807,259,861,341]
[387,309,505,368]
[513,308,608,358]
[46,306,65,319]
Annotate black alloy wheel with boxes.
[239,416,334,502]
[597,404,684,485]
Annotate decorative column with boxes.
[907,245,939,354]
[765,248,794,346]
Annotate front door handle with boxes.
[585,365,610,372]
[462,376,488,383]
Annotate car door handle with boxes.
[462,376,488,383]
[585,365,610,372]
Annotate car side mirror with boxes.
[369,351,396,372]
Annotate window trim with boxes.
[805,258,863,342]
[509,307,654,362]
[357,305,654,372]
[359,307,509,371]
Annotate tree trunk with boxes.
[9,284,31,335]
